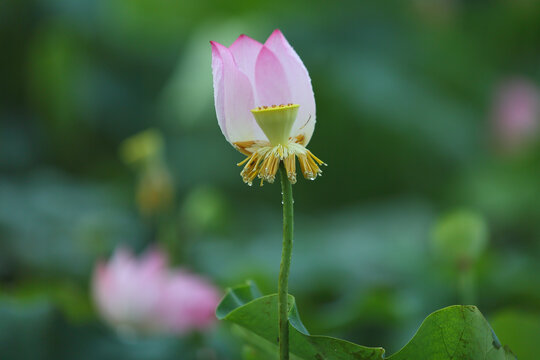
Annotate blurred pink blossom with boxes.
[92,246,220,335]
[159,270,221,333]
[492,78,540,151]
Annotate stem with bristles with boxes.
[278,162,294,360]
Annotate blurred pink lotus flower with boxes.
[492,78,540,152]
[92,247,220,336]
[210,30,325,186]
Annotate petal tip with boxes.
[232,34,249,44]
[210,41,230,59]
[267,29,286,42]
[210,41,219,54]
[210,41,225,50]
[230,33,263,49]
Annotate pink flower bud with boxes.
[492,78,540,152]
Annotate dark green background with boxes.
[1,0,539,358]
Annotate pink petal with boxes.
[140,246,168,273]
[229,34,262,89]
[255,45,292,107]
[158,270,220,333]
[92,247,168,332]
[264,29,316,145]
[211,41,265,143]
[494,78,540,148]
[211,42,229,141]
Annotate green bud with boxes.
[431,210,488,267]
[120,129,163,166]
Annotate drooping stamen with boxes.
[235,139,326,186]
[283,154,297,184]
[298,150,325,180]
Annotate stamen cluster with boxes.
[237,140,325,186]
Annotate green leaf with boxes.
[387,307,515,360]
[217,282,386,360]
[217,282,516,360]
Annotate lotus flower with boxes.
[92,247,220,335]
[210,30,325,186]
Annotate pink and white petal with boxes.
[92,260,126,325]
[158,271,220,334]
[211,42,229,141]
[265,30,316,145]
[255,46,292,108]
[211,41,266,143]
[229,34,262,89]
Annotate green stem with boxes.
[278,163,294,360]
[458,267,476,305]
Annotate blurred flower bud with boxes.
[120,129,163,166]
[92,247,166,335]
[92,246,220,336]
[492,78,540,153]
[120,129,175,216]
[136,164,175,217]
[431,210,488,269]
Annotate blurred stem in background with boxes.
[119,129,175,218]
[431,210,488,305]
[119,129,179,259]
[278,163,294,360]
[457,263,475,305]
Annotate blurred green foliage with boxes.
[2,0,540,359]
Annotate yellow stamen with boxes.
[307,150,325,166]
[234,140,325,186]
[284,154,297,184]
